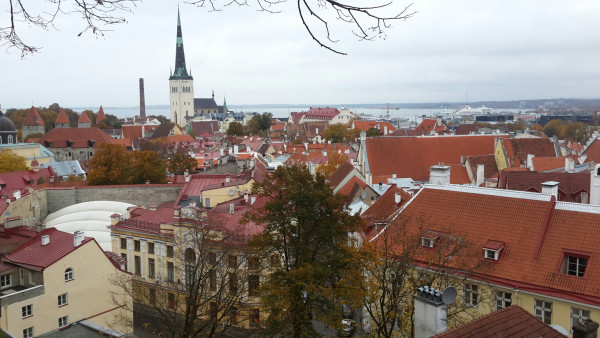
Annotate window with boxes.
[248,256,260,270]
[148,258,155,278]
[149,288,156,305]
[167,262,175,282]
[562,255,588,277]
[121,253,127,267]
[571,307,590,332]
[148,243,155,254]
[534,299,552,324]
[205,198,210,208]
[463,283,478,307]
[22,304,32,318]
[58,315,68,328]
[120,238,127,249]
[185,248,197,286]
[135,256,141,276]
[230,306,238,323]
[209,269,216,291]
[58,293,68,307]
[228,255,238,268]
[1,274,11,287]
[484,249,500,260]
[134,240,140,252]
[23,327,33,338]
[167,245,174,258]
[208,252,217,265]
[168,293,175,309]
[250,309,260,327]
[249,275,260,296]
[229,272,237,294]
[495,291,511,310]
[64,268,73,281]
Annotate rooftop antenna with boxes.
[465,91,468,106]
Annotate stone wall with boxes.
[45,185,183,214]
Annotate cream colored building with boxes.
[0,228,132,337]
[0,143,54,168]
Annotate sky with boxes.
[1,0,600,109]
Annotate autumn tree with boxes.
[140,138,170,160]
[247,113,272,136]
[366,127,382,137]
[0,149,28,173]
[317,150,349,178]
[543,119,589,142]
[322,123,348,143]
[112,211,250,337]
[227,122,245,136]
[168,151,198,175]
[245,165,369,337]
[128,150,167,184]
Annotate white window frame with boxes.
[463,283,478,307]
[58,293,68,307]
[563,255,588,277]
[495,291,512,310]
[570,307,590,332]
[64,268,74,281]
[1,274,11,288]
[421,237,434,248]
[534,299,552,324]
[23,327,34,338]
[22,304,33,318]
[59,315,68,328]
[484,248,500,260]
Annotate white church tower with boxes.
[169,8,194,129]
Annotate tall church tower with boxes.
[169,8,194,128]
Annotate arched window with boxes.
[184,248,196,286]
[64,268,74,281]
[7,135,13,144]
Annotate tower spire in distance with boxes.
[170,7,192,80]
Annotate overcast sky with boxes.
[1,0,599,109]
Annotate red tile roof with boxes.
[303,107,340,120]
[22,107,44,126]
[121,124,160,140]
[389,129,426,137]
[5,228,94,271]
[497,170,590,202]
[467,155,499,181]
[433,305,565,338]
[362,186,412,222]
[190,120,220,137]
[504,138,558,167]
[78,111,92,123]
[532,157,566,172]
[364,135,503,183]
[289,112,306,124]
[377,184,600,306]
[0,168,55,215]
[55,109,70,124]
[329,161,356,189]
[111,205,175,234]
[454,124,478,135]
[0,226,37,254]
[353,121,397,134]
[415,119,448,134]
[37,127,115,149]
[337,176,367,196]
[167,134,195,143]
[96,106,106,123]
[583,138,600,164]
[208,197,267,239]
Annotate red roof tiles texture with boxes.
[504,138,557,167]
[353,121,397,133]
[416,119,448,134]
[362,186,412,221]
[22,107,45,126]
[37,128,115,148]
[497,171,590,202]
[532,157,566,172]
[78,111,92,123]
[55,109,70,124]
[96,106,106,123]
[583,138,600,164]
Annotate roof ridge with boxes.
[423,184,552,201]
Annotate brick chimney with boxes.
[573,319,599,338]
[139,78,146,119]
[476,164,485,187]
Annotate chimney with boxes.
[35,222,46,233]
[392,172,397,179]
[250,196,256,205]
[527,154,535,169]
[220,148,224,157]
[149,205,157,211]
[476,164,485,187]
[541,181,559,200]
[139,78,146,119]
[565,157,575,173]
[304,142,308,151]
[436,116,442,127]
[234,145,239,154]
[74,231,84,247]
[229,203,235,214]
[174,206,181,217]
[185,176,190,183]
[429,163,451,185]
[384,125,388,135]
[110,214,120,225]
[13,190,21,199]
[414,286,448,337]
[394,192,401,205]
[573,319,599,338]
[41,235,50,246]
[579,154,588,164]
[283,144,287,152]
[244,191,249,203]
[591,164,600,206]
[226,175,231,183]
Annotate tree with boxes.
[4,1,414,57]
[322,124,348,143]
[364,215,490,337]
[140,137,170,160]
[168,151,198,175]
[247,113,272,136]
[316,150,349,178]
[87,144,133,185]
[0,149,28,173]
[128,150,167,184]
[227,122,245,136]
[366,127,382,137]
[111,211,251,337]
[244,165,369,337]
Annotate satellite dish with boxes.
[441,286,457,305]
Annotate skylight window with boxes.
[561,253,588,277]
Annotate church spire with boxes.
[170,8,192,80]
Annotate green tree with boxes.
[0,149,28,173]
[322,124,348,143]
[128,150,167,184]
[366,127,381,137]
[227,122,245,136]
[245,165,368,337]
[168,151,198,175]
[87,144,132,185]
[247,113,272,136]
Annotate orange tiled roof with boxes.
[337,176,367,196]
[504,138,557,167]
[329,161,356,189]
[415,119,448,134]
[583,138,600,164]
[377,184,600,306]
[532,157,565,172]
[22,107,44,126]
[96,106,106,122]
[37,127,115,148]
[364,135,504,183]
[497,170,589,202]
[362,185,412,221]
[78,111,92,123]
[353,121,397,133]
[55,109,70,124]
[467,154,499,181]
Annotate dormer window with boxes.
[483,240,505,261]
[560,251,589,277]
[421,231,439,248]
